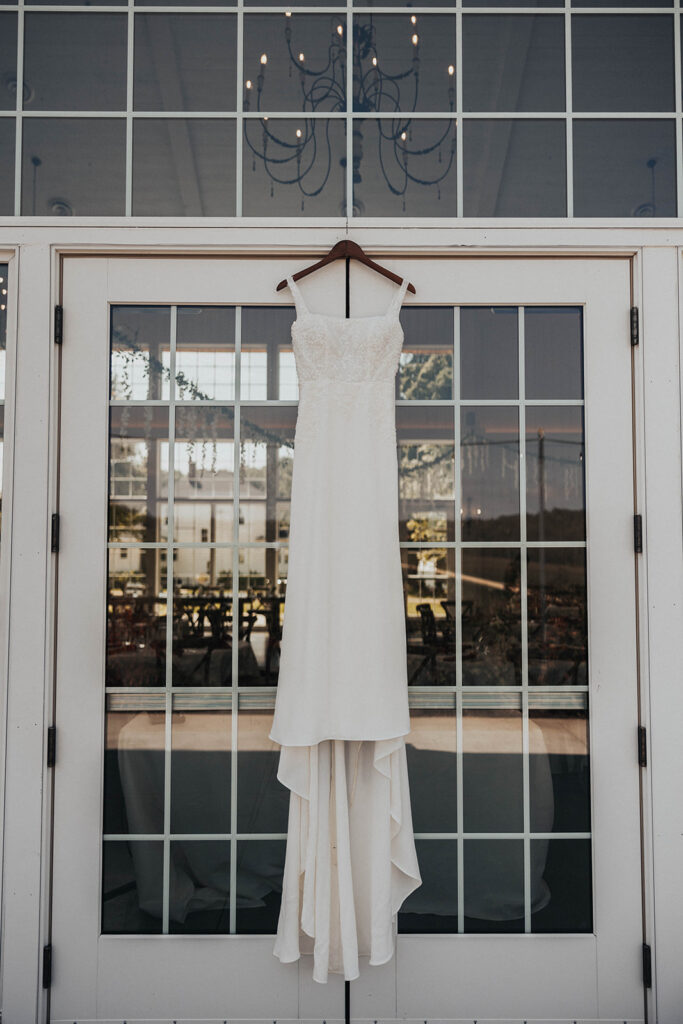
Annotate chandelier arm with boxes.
[297,120,333,198]
[285,36,334,79]
[377,132,408,197]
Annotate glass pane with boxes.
[353,118,456,217]
[527,548,587,686]
[461,406,520,542]
[463,839,524,932]
[397,405,455,544]
[575,0,671,5]
[572,15,674,113]
[21,118,126,216]
[461,548,521,686]
[530,838,592,933]
[398,840,458,933]
[460,307,518,400]
[243,117,346,217]
[23,13,127,111]
[530,709,590,833]
[466,0,561,5]
[572,118,676,218]
[463,710,523,832]
[240,405,297,545]
[0,120,14,214]
[0,264,7,402]
[353,15,456,113]
[241,307,297,400]
[239,566,287,685]
[407,709,457,832]
[243,14,346,113]
[171,711,231,833]
[234,840,285,933]
[132,119,237,217]
[102,841,164,933]
[0,15,17,111]
[526,406,585,541]
[172,553,232,686]
[403,548,456,687]
[398,306,453,400]
[111,306,168,401]
[176,306,235,402]
[104,710,165,835]
[172,406,235,543]
[107,549,167,687]
[169,841,230,933]
[463,119,567,217]
[109,406,169,543]
[463,15,565,113]
[525,306,583,400]
[237,711,289,833]
[134,14,237,111]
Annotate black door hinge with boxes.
[642,942,652,988]
[631,306,639,346]
[42,943,52,988]
[51,513,60,553]
[638,725,647,768]
[54,305,63,345]
[634,514,643,554]
[47,725,56,768]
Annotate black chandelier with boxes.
[243,15,456,214]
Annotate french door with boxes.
[51,254,643,1022]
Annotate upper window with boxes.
[0,4,678,217]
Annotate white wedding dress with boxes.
[269,275,421,983]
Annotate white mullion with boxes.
[125,0,134,215]
[13,0,24,215]
[346,4,353,221]
[161,305,177,935]
[565,1,573,218]
[518,306,531,934]
[229,306,241,933]
[454,304,464,933]
[675,3,682,217]
[236,0,244,216]
[456,4,463,217]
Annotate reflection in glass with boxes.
[460,307,517,400]
[461,406,519,541]
[461,548,521,686]
[23,13,127,111]
[398,840,457,933]
[463,15,564,113]
[171,712,231,833]
[111,306,169,401]
[407,710,457,832]
[134,14,237,111]
[572,15,674,113]
[104,710,165,835]
[527,548,587,686]
[463,839,525,931]
[526,407,585,541]
[234,840,285,933]
[403,548,455,686]
[240,406,296,542]
[133,119,237,217]
[398,306,453,400]
[0,263,7,545]
[354,119,456,217]
[463,120,566,217]
[241,307,297,400]
[530,710,590,833]
[243,14,346,113]
[107,549,166,687]
[530,838,592,933]
[573,119,676,218]
[525,306,583,400]
[465,0,561,5]
[238,570,286,684]
[0,121,14,214]
[172,406,235,543]
[102,841,163,934]
[172,559,233,686]
[463,711,523,833]
[0,15,17,111]
[169,841,230,933]
[397,405,455,543]
[21,118,126,216]
[237,711,289,833]
[175,307,235,401]
[354,15,457,113]
[243,118,346,217]
[109,406,168,542]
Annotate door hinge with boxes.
[642,942,652,988]
[634,513,643,554]
[54,305,63,345]
[42,943,52,989]
[638,725,647,768]
[47,725,56,768]
[51,513,60,553]
[631,306,639,346]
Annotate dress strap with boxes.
[387,277,409,317]
[286,276,309,314]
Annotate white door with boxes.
[51,254,643,1023]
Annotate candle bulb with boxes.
[260,53,268,65]
[411,33,419,46]
[299,52,305,61]
[410,15,417,24]
[372,56,377,66]
[448,65,454,76]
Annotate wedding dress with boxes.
[269,275,421,983]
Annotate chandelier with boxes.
[243,15,456,214]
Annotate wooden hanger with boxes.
[276,239,416,293]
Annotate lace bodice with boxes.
[286,275,409,384]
